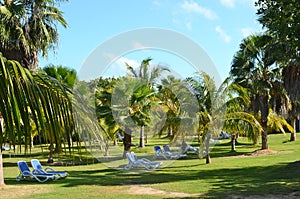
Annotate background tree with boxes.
[126,58,169,147]
[156,76,183,139]
[256,0,300,141]
[95,77,119,156]
[0,0,68,69]
[230,34,285,150]
[43,64,77,88]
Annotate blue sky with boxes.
[40,0,262,81]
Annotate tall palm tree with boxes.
[0,0,68,69]
[126,58,169,147]
[0,53,74,186]
[230,34,286,150]
[282,62,300,141]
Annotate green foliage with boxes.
[256,0,300,59]
[43,64,77,88]
[0,0,68,69]
[0,53,74,153]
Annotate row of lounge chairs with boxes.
[154,145,187,160]
[16,159,68,183]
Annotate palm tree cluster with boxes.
[1,0,300,187]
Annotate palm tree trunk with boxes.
[290,117,297,141]
[0,116,5,186]
[167,126,173,137]
[231,134,236,151]
[123,127,132,158]
[104,140,109,156]
[260,95,269,150]
[139,125,145,148]
[47,143,54,163]
[0,149,5,187]
[261,122,268,150]
[205,133,211,164]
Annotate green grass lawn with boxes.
[1,133,300,199]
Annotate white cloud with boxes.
[116,57,139,71]
[152,0,161,7]
[181,1,218,20]
[104,57,140,77]
[220,0,235,8]
[132,42,147,50]
[215,26,231,43]
[186,22,192,30]
[241,27,255,37]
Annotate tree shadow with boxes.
[5,160,300,198]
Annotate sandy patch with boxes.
[0,185,52,198]
[127,185,201,197]
[246,149,278,156]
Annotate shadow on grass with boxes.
[6,160,300,198]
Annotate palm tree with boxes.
[42,64,77,162]
[95,77,120,156]
[230,34,286,150]
[126,58,169,147]
[156,76,182,138]
[0,0,68,69]
[222,81,262,151]
[188,73,263,163]
[282,62,300,141]
[43,64,77,88]
[0,53,74,186]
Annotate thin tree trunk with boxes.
[47,143,54,163]
[260,95,269,150]
[205,133,211,164]
[104,140,109,156]
[231,134,236,151]
[139,125,145,148]
[0,115,5,186]
[167,126,173,137]
[290,117,297,141]
[261,123,268,150]
[123,127,132,158]
[0,149,5,187]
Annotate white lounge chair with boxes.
[124,152,162,171]
[31,159,68,179]
[16,161,55,183]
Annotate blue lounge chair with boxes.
[31,159,68,179]
[16,161,55,182]
[154,145,185,160]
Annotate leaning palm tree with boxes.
[0,53,74,186]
